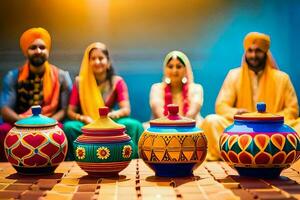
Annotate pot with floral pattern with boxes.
[4,105,68,175]
[138,104,207,177]
[73,107,134,176]
[220,102,300,178]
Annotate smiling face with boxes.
[245,43,267,72]
[165,57,186,84]
[89,48,110,76]
[27,39,49,67]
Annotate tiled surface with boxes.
[0,159,299,199]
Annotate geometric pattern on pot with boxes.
[4,127,68,167]
[220,133,300,168]
[139,132,207,163]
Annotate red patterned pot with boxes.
[74,107,134,177]
[219,102,300,178]
[4,106,68,175]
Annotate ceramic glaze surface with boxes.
[4,106,68,175]
[139,104,207,177]
[220,102,300,178]
[74,107,134,176]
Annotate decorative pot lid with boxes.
[82,107,125,132]
[150,104,196,127]
[15,105,57,127]
[234,102,284,122]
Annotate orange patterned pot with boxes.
[139,104,207,177]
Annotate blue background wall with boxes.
[0,0,299,122]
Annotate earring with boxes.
[182,77,187,84]
[164,77,171,84]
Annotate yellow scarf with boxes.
[79,42,107,120]
[237,32,286,115]
[237,51,281,112]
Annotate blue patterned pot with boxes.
[220,102,300,178]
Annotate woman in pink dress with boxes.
[64,42,143,160]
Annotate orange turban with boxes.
[19,27,51,55]
[243,32,270,53]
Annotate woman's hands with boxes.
[75,114,93,124]
[108,110,121,119]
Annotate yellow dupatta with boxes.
[237,32,285,114]
[237,52,280,111]
[79,42,107,120]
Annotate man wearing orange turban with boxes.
[0,27,72,161]
[201,32,300,161]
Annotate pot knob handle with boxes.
[257,102,266,113]
[168,104,179,115]
[99,107,109,117]
[167,104,181,120]
[32,105,42,116]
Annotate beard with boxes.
[28,54,48,67]
[245,54,267,70]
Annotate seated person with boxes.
[0,27,72,161]
[64,42,144,160]
[201,32,300,161]
[150,50,204,125]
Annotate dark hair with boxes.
[89,47,115,88]
[167,56,186,66]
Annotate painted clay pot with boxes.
[73,107,134,177]
[138,104,207,177]
[220,102,300,178]
[4,106,68,175]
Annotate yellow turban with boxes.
[243,32,270,53]
[19,27,51,55]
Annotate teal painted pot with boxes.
[220,102,300,178]
[74,107,134,177]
